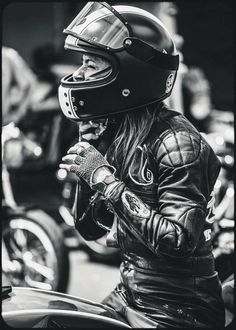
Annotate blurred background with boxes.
[2,1,234,304]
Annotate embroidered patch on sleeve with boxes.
[121,191,151,218]
[206,190,216,224]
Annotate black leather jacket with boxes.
[73,104,225,326]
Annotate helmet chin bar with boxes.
[58,84,80,121]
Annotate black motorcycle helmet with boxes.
[59,2,179,121]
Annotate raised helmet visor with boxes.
[63,2,131,51]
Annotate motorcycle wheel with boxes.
[2,209,69,293]
[80,234,121,264]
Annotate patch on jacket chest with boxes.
[128,145,154,185]
[121,191,151,218]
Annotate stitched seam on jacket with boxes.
[158,116,202,166]
[173,129,184,165]
[156,138,202,168]
[189,133,195,151]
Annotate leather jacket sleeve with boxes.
[72,132,118,240]
[72,179,108,240]
[103,131,221,258]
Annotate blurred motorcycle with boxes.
[2,123,70,292]
[202,120,234,327]
[212,156,234,282]
[202,122,234,282]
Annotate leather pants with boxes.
[102,265,225,328]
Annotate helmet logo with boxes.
[165,73,175,93]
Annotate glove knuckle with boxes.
[75,155,81,164]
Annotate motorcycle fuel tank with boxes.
[2,286,130,328]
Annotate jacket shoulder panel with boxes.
[157,130,202,167]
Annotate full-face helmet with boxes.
[59,2,179,121]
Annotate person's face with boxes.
[72,54,111,82]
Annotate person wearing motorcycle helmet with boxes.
[59,2,225,328]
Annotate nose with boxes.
[73,67,85,81]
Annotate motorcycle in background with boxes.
[202,118,234,327]
[202,118,234,282]
[2,123,70,292]
[212,152,234,282]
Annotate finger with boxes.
[81,133,99,141]
[88,121,100,127]
[62,154,77,163]
[67,144,81,154]
[77,141,91,148]
[67,141,90,154]
[79,123,92,132]
[59,163,73,171]
[67,141,91,155]
[79,121,99,132]
[59,163,80,175]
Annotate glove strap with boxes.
[90,165,117,194]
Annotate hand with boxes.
[59,142,116,192]
[78,119,108,142]
[78,121,100,142]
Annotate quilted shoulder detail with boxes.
[157,131,201,167]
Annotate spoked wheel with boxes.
[2,210,69,292]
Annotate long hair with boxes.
[108,103,160,181]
